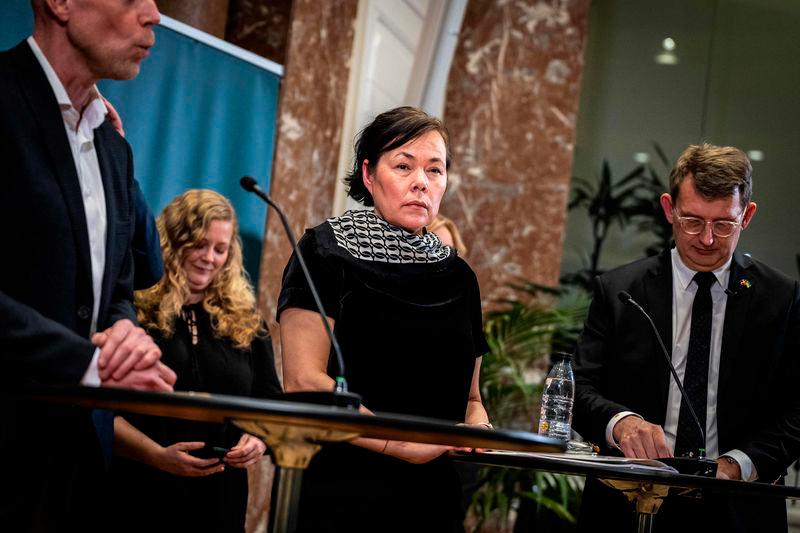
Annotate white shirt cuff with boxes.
[80,347,101,387]
[606,411,642,450]
[721,449,758,481]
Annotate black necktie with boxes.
[674,271,716,458]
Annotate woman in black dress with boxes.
[278,106,492,532]
[113,189,281,532]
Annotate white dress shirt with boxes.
[28,37,108,386]
[606,248,757,480]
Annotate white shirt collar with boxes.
[671,247,732,291]
[26,36,107,132]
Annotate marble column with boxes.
[443,0,591,303]
[158,0,230,38]
[226,0,293,65]
[257,0,359,332]
[247,3,358,530]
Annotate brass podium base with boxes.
[602,479,698,533]
[236,420,358,533]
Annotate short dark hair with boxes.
[344,106,451,206]
[669,143,752,209]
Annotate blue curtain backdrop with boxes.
[0,3,280,280]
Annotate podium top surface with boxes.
[455,450,800,500]
[27,386,564,453]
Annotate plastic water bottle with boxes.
[537,353,575,440]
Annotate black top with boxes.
[113,304,281,533]
[277,215,488,531]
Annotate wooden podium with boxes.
[28,387,564,532]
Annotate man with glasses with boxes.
[572,143,800,531]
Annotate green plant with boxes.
[468,284,589,531]
[563,146,675,289]
[563,161,650,289]
[635,143,675,257]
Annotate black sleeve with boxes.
[739,280,800,481]
[250,331,283,397]
[572,275,634,447]
[0,291,95,388]
[468,267,490,358]
[277,229,343,322]
[131,178,163,291]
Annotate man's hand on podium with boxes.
[613,415,672,459]
[716,456,742,480]
[92,319,176,392]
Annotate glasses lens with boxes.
[679,217,704,234]
[712,221,737,237]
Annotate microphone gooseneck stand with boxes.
[617,291,717,478]
[240,176,361,533]
[240,176,360,408]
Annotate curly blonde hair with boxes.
[135,189,263,349]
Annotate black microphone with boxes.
[617,290,716,476]
[240,176,360,408]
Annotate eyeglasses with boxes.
[674,214,741,238]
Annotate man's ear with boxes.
[659,193,674,223]
[741,201,757,229]
[362,159,373,196]
[43,0,71,23]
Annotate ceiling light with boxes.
[747,150,764,161]
[655,37,678,65]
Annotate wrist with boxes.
[144,445,167,469]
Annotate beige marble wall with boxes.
[257,0,359,331]
[443,0,591,304]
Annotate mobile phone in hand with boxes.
[190,445,229,460]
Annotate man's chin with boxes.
[688,253,723,271]
[105,63,142,81]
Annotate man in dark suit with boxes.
[573,143,800,532]
[0,1,176,530]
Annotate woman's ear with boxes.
[362,159,373,195]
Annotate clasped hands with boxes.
[92,318,176,392]
[613,415,741,480]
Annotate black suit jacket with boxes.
[0,40,138,531]
[573,249,800,531]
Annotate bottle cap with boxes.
[552,351,573,362]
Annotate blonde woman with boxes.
[112,189,281,533]
[429,213,468,256]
